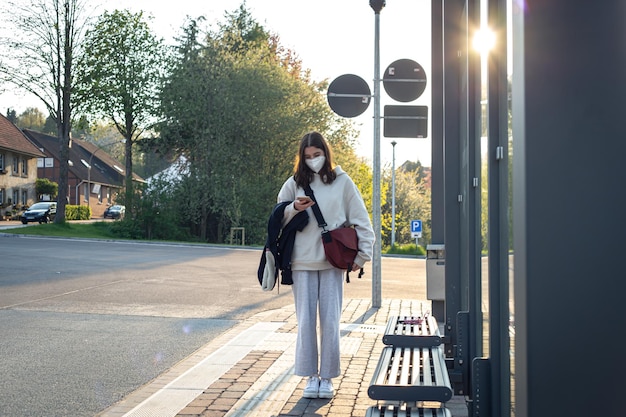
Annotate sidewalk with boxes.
[0,219,112,229]
[0,219,26,229]
[99,298,468,417]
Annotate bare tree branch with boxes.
[0,0,92,221]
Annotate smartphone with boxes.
[297,196,313,203]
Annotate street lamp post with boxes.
[391,140,397,247]
[369,0,385,308]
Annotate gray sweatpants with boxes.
[291,269,343,379]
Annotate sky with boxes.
[0,0,433,167]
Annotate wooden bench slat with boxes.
[422,347,434,387]
[389,347,403,385]
[373,347,394,386]
[411,346,422,386]
[432,347,451,390]
[400,347,411,385]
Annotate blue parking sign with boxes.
[411,220,422,233]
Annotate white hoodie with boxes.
[277,166,375,271]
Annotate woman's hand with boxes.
[351,263,362,272]
[294,196,315,212]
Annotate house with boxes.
[0,114,46,219]
[22,129,145,219]
[146,155,188,186]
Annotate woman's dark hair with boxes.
[293,131,336,188]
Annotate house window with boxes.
[0,188,4,204]
[12,189,19,205]
[91,184,102,203]
[12,156,18,174]
[21,189,27,205]
[0,153,4,171]
[21,158,27,175]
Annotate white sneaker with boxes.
[318,378,334,399]
[303,376,320,398]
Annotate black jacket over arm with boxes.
[257,202,309,287]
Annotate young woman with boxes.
[277,131,375,399]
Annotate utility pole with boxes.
[369,0,385,308]
[391,140,397,247]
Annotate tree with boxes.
[152,7,363,244]
[36,178,58,200]
[15,107,46,130]
[382,163,431,248]
[74,9,165,214]
[400,160,427,183]
[82,121,127,162]
[0,0,90,222]
[5,109,17,124]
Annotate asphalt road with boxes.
[0,233,427,417]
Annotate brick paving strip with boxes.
[176,350,284,417]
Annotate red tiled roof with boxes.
[22,129,145,185]
[0,114,45,157]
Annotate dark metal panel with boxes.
[431,0,444,245]
[441,0,464,360]
[453,1,482,404]
[455,311,471,395]
[466,0,484,398]
[486,0,510,415]
[513,1,626,415]
[471,358,491,417]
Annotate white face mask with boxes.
[305,156,326,173]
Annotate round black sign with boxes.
[383,59,427,102]
[327,74,372,118]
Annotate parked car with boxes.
[20,202,56,224]
[104,205,125,219]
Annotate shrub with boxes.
[384,243,426,256]
[65,205,91,220]
[107,218,144,239]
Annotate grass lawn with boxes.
[1,221,120,239]
[3,222,426,255]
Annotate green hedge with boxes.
[384,243,426,256]
[65,205,91,220]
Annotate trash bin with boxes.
[426,244,445,300]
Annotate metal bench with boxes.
[366,405,452,417]
[382,315,442,348]
[368,345,453,403]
